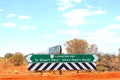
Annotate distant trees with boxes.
[65,38,88,54]
[87,44,98,54]
[64,38,120,71]
[1,40,120,72]
[118,54,120,61]
[118,48,120,60]
[118,48,120,54]
[65,38,98,54]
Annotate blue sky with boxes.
[0,0,120,56]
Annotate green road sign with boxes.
[26,54,98,63]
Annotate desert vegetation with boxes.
[65,38,120,72]
[0,38,119,72]
[0,38,120,80]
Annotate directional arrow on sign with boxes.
[26,55,32,63]
[26,54,99,63]
[93,55,99,62]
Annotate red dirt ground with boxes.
[0,71,120,80]
[0,59,120,80]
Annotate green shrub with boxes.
[11,52,24,66]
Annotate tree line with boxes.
[1,38,120,71]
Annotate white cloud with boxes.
[82,24,120,54]
[19,25,35,30]
[105,24,120,30]
[0,9,3,11]
[85,24,120,42]
[18,15,31,19]
[2,22,16,27]
[64,18,86,26]
[6,13,16,18]
[61,9,107,26]
[93,10,107,14]
[58,0,81,11]
[73,0,81,3]
[116,16,120,21]
[57,29,80,36]
[42,35,52,39]
[86,5,93,8]
[58,2,73,11]
[93,29,117,41]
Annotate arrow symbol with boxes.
[93,55,99,62]
[26,55,32,63]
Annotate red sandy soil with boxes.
[0,59,120,80]
[0,71,120,80]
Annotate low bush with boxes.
[96,66,108,72]
[4,53,13,59]
[11,52,24,66]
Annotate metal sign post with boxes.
[48,45,62,74]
